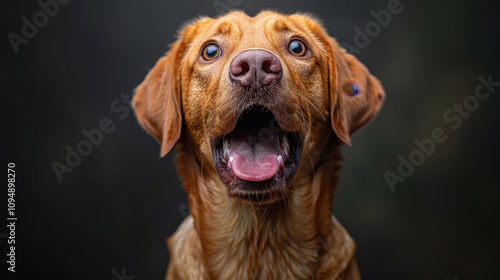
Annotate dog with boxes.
[133,10,384,280]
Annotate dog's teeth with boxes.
[280,135,289,159]
[224,137,231,149]
[228,156,234,168]
[223,138,231,161]
[277,155,284,167]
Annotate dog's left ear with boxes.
[326,37,385,145]
[290,14,385,145]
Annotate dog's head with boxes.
[133,11,384,205]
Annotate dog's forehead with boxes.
[217,11,290,27]
[201,11,307,48]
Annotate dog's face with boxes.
[133,11,384,205]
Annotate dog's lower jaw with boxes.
[166,141,359,280]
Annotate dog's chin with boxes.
[226,177,288,205]
[212,105,303,205]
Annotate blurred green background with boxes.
[1,0,499,279]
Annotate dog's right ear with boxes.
[133,17,214,157]
[132,41,183,157]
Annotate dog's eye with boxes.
[201,43,222,61]
[288,39,307,57]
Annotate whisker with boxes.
[282,85,327,121]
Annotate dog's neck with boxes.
[174,139,347,279]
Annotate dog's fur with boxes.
[133,11,384,280]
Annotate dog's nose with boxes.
[229,50,282,89]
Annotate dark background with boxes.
[1,0,499,279]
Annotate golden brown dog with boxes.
[133,11,384,280]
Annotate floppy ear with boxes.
[133,17,214,157]
[289,14,385,145]
[326,38,385,145]
[132,41,183,157]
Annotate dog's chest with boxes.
[194,204,320,279]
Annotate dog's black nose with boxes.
[229,50,282,89]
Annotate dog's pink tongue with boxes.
[228,136,281,182]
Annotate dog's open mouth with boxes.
[212,106,303,204]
